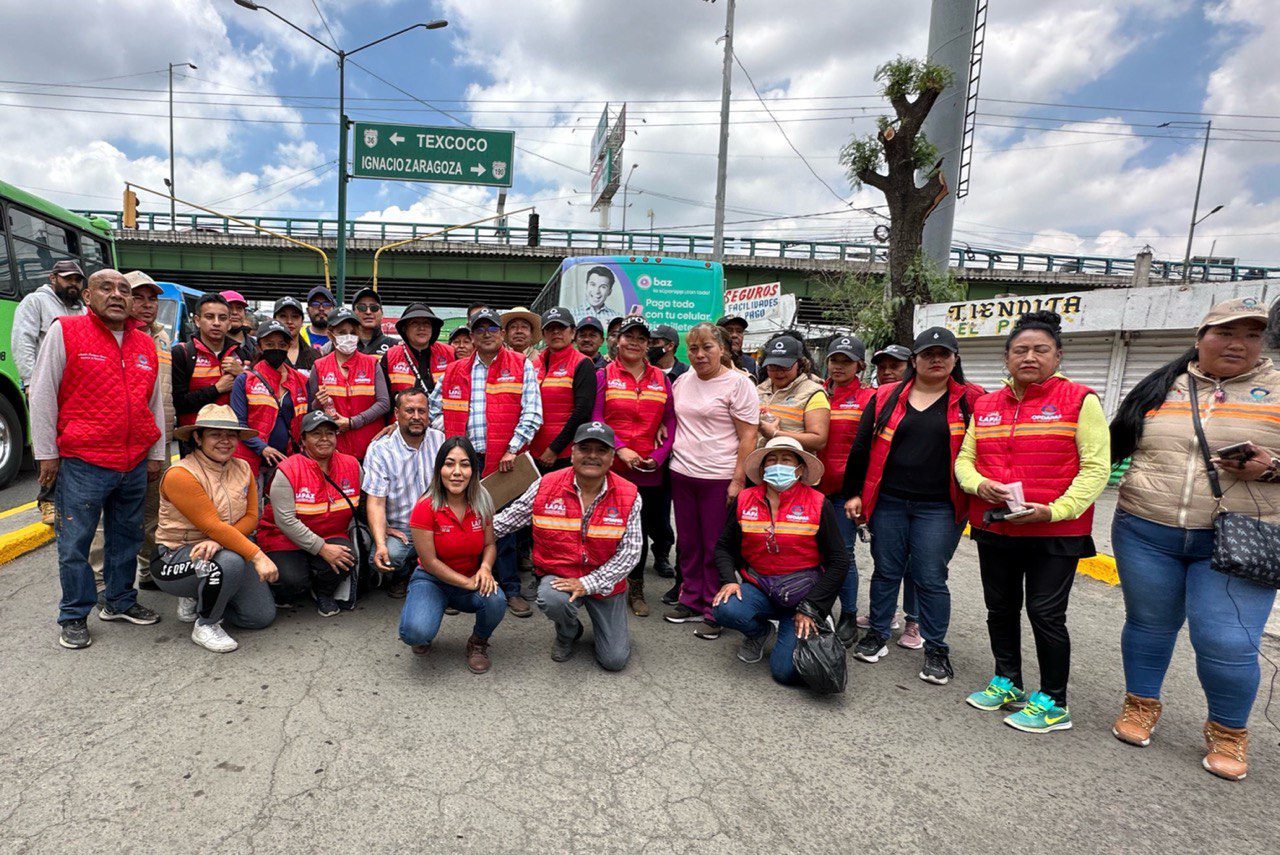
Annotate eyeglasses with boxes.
[309,300,335,309]
[354,303,380,312]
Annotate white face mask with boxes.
[334,333,359,355]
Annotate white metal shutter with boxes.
[957,338,1007,392]
[1119,330,1197,401]
[1059,333,1116,405]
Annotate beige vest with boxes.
[1118,359,1280,529]
[149,323,175,444]
[156,451,253,549]
[756,373,825,446]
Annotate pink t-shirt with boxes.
[671,367,760,480]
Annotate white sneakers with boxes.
[191,621,238,653]
[177,597,198,623]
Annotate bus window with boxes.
[8,208,72,253]
[79,234,108,272]
[0,209,10,297]
[11,238,77,297]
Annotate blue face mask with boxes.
[762,463,800,491]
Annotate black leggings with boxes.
[267,536,353,600]
[976,538,1078,706]
[151,544,276,629]
[631,483,675,582]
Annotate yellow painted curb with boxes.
[0,521,54,565]
[1077,554,1119,586]
[0,501,36,521]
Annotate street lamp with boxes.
[1159,119,1213,284]
[234,0,448,301]
[168,61,197,230]
[621,163,638,232]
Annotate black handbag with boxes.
[1188,378,1280,589]
[320,469,377,602]
[792,602,847,695]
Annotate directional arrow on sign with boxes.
[470,164,486,176]
[389,133,405,145]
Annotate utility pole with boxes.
[168,61,197,229]
[1182,120,1212,285]
[711,0,735,262]
[621,164,638,232]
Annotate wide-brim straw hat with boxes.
[174,404,258,441]
[500,306,543,345]
[743,436,824,486]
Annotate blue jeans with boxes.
[712,582,802,686]
[1113,510,1277,729]
[478,451,521,599]
[55,457,148,623]
[398,569,507,646]
[384,536,417,582]
[868,493,964,652]
[828,497,860,618]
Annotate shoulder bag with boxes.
[319,468,377,604]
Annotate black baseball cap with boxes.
[827,335,866,363]
[618,316,651,338]
[326,309,359,330]
[306,285,336,305]
[352,287,381,307]
[395,302,443,343]
[652,324,679,345]
[273,296,304,317]
[573,421,617,449]
[871,344,912,364]
[448,324,471,341]
[577,315,605,335]
[541,307,576,329]
[51,259,85,277]
[912,327,960,355]
[469,308,503,331]
[301,410,340,433]
[761,335,802,368]
[256,320,291,343]
[717,314,748,330]
[607,315,625,333]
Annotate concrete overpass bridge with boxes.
[88,210,1280,323]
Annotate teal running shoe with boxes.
[966,676,1028,711]
[1003,691,1072,733]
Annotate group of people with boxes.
[20,258,1279,782]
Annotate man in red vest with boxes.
[172,292,249,449]
[381,302,451,393]
[429,307,543,616]
[530,307,596,473]
[308,310,390,461]
[494,422,640,670]
[30,269,167,650]
[231,320,309,481]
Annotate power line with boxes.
[983,97,1280,122]
[308,0,340,51]
[207,160,337,206]
[230,163,337,217]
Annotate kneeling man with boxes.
[494,422,640,670]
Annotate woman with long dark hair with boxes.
[1108,298,1280,781]
[843,327,981,686]
[955,311,1110,734]
[398,436,504,674]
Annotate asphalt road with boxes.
[1,536,1278,854]
[0,469,38,517]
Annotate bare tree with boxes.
[840,57,953,344]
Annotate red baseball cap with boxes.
[219,290,248,306]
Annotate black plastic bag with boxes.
[792,604,847,695]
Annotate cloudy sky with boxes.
[1,0,1276,266]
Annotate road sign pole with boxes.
[335,52,349,303]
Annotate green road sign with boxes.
[351,122,515,188]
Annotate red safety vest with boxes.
[601,360,668,469]
[530,467,638,598]
[818,377,874,495]
[736,483,824,581]
[234,361,308,477]
[176,338,244,427]
[969,375,1096,538]
[55,314,160,472]
[256,451,361,553]
[313,350,383,460]
[860,378,977,523]
[430,341,455,384]
[440,347,527,477]
[530,345,588,459]
[384,341,456,393]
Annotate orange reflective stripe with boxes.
[585,525,625,539]
[533,515,581,531]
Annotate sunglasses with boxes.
[354,303,380,312]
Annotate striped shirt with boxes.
[362,427,444,532]
[494,477,643,597]
[428,353,543,455]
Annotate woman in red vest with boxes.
[530,307,596,472]
[592,316,675,617]
[843,327,981,686]
[955,311,1109,734]
[398,436,505,674]
[257,411,361,617]
[817,335,876,648]
[308,310,390,461]
[230,321,309,482]
[711,437,849,686]
[381,302,452,394]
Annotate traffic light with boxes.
[122,188,139,228]
[527,212,540,247]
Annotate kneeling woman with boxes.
[256,410,360,616]
[154,404,279,653]
[712,437,848,685]
[398,437,505,673]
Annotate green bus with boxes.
[0,179,117,487]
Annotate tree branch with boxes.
[857,168,891,193]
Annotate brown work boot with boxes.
[465,634,492,674]
[628,577,649,617]
[386,577,409,599]
[507,595,532,618]
[1112,693,1162,747]
[39,499,56,526]
[1203,721,1249,781]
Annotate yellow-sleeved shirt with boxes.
[955,391,1110,523]
[804,390,830,412]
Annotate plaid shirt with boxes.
[362,427,444,532]
[428,352,543,455]
[495,476,643,597]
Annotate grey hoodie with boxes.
[12,284,83,385]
